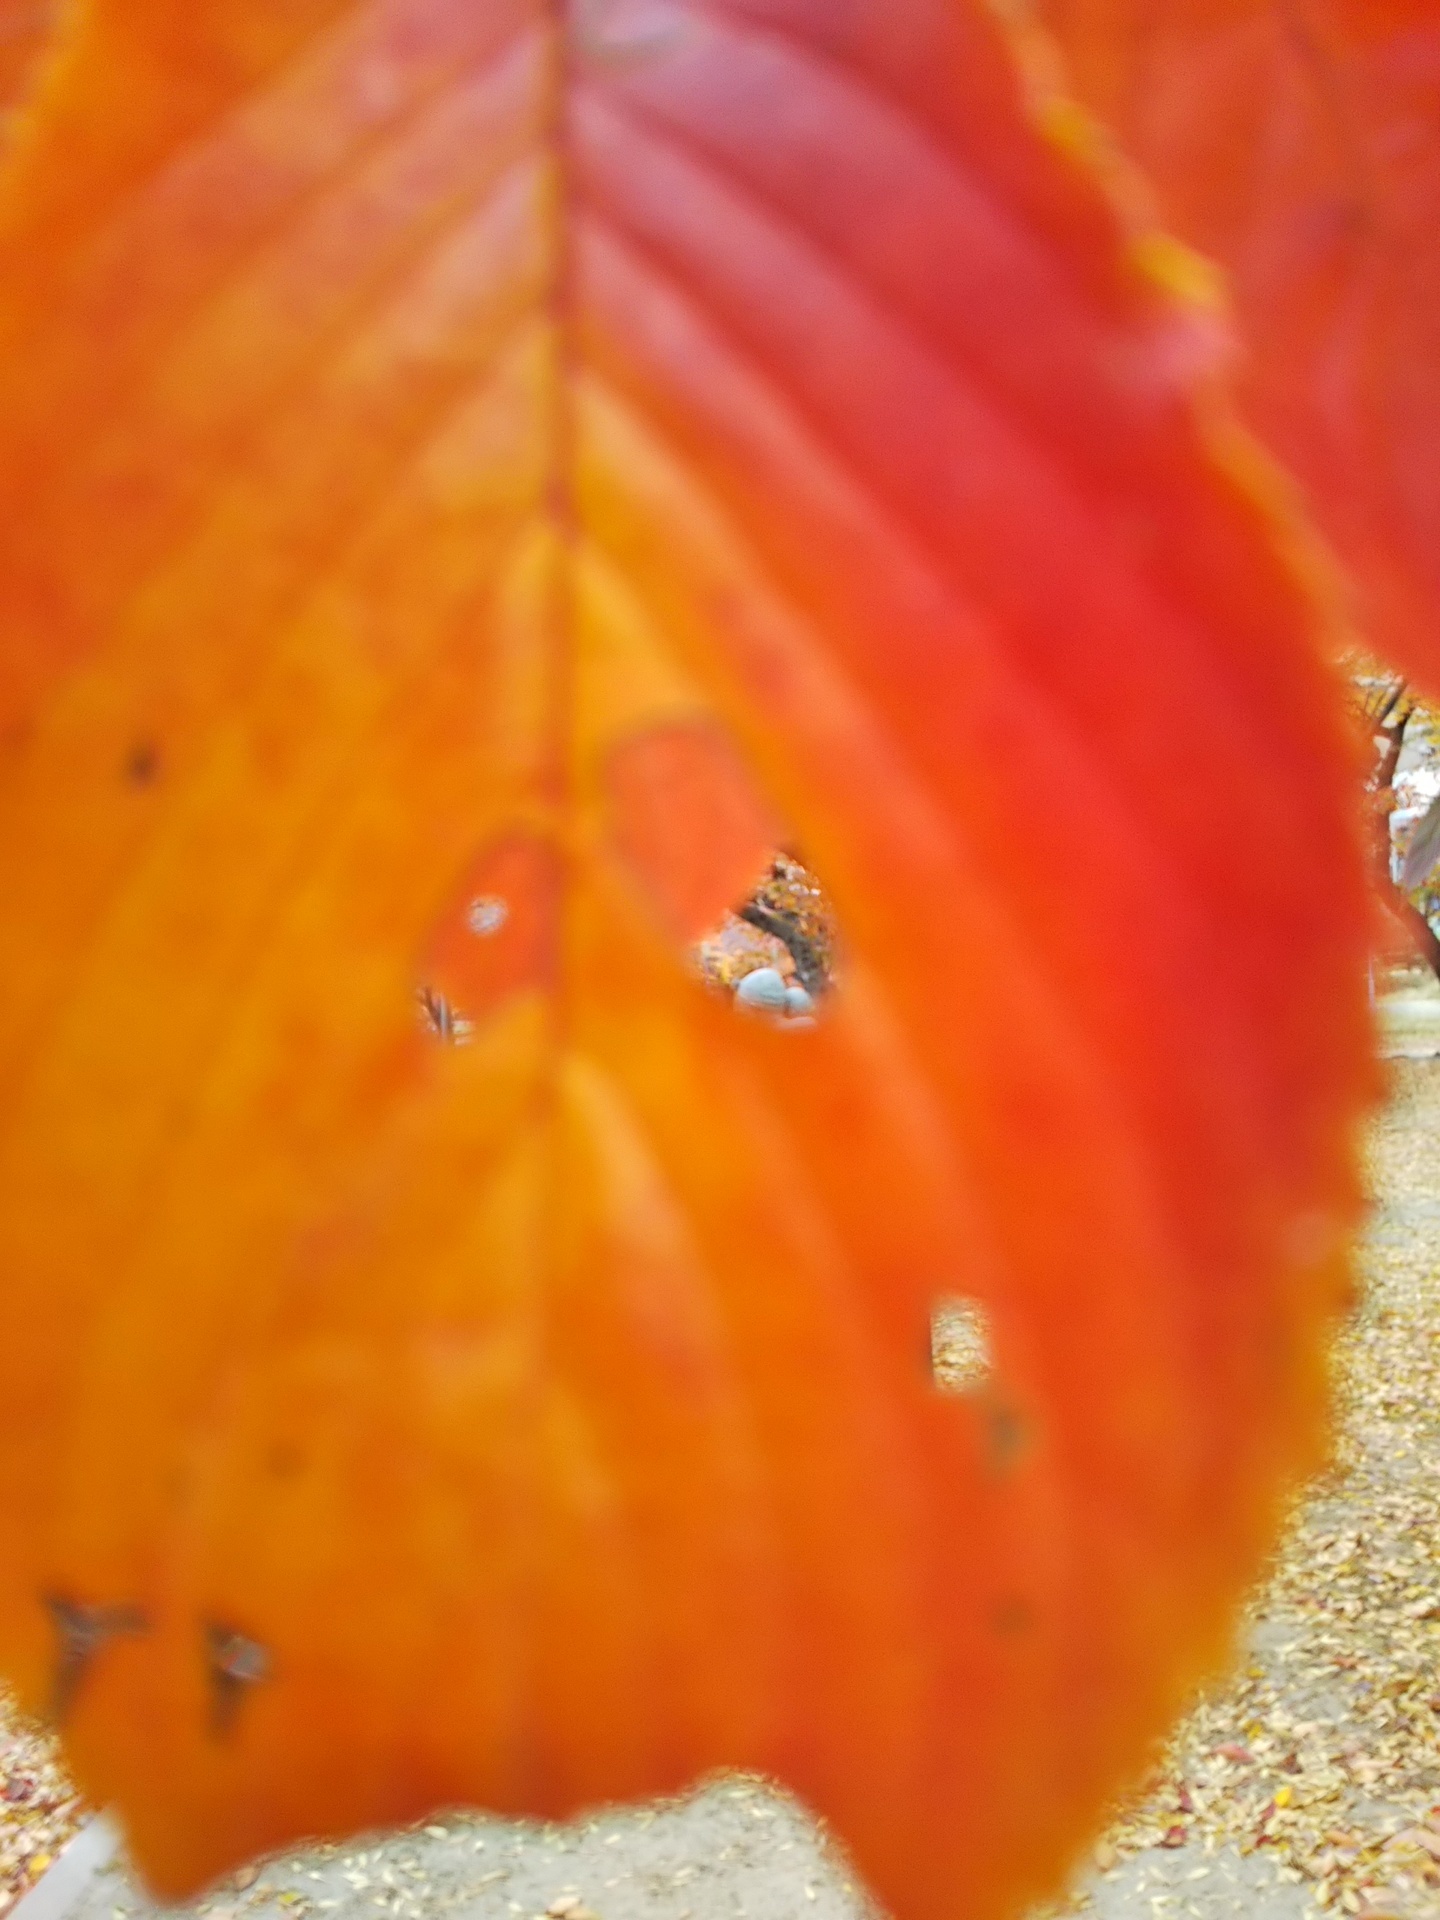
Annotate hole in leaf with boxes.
[206,1624,271,1738]
[695,850,837,1026]
[416,835,560,1041]
[416,985,473,1046]
[466,895,509,937]
[930,1297,994,1394]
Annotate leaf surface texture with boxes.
[0,4,1374,1916]
[1040,0,1440,688]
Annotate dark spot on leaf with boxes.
[206,1623,271,1737]
[123,737,161,785]
[987,1404,1028,1472]
[44,1593,147,1722]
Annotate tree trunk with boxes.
[1384,876,1440,987]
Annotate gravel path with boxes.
[9,1051,1440,1920]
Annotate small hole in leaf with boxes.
[416,836,559,1038]
[695,850,837,1026]
[930,1297,993,1394]
[416,985,473,1045]
[466,895,508,937]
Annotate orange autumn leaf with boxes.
[0,1,59,136]
[0,4,1374,1918]
[1037,0,1440,691]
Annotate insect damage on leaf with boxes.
[694,849,836,1024]
[43,1597,147,1726]
[0,1,1374,1918]
[930,1299,994,1396]
[204,1627,271,1739]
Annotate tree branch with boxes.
[1381,875,1440,987]
[1370,676,1409,731]
[1375,696,1414,796]
[736,901,829,996]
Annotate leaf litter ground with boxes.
[1052,1054,1440,1920]
[0,1688,85,1913]
[9,1056,1440,1920]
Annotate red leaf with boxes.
[0,3,1373,1917]
[1040,0,1440,689]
